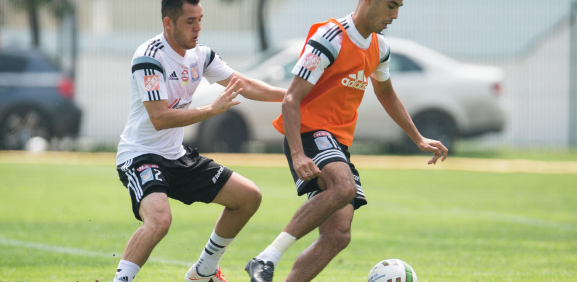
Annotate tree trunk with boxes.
[256,0,269,51]
[27,0,40,48]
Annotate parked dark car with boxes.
[0,49,82,150]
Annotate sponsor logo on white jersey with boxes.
[167,98,191,110]
[190,63,201,83]
[144,75,160,91]
[303,53,321,71]
[181,69,189,86]
[168,71,179,81]
[342,70,368,90]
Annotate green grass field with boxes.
[450,146,577,162]
[0,159,576,282]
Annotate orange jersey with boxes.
[272,19,381,147]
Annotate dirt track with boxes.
[1,151,576,174]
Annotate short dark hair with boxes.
[161,0,200,21]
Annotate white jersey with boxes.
[116,33,235,165]
[293,14,391,85]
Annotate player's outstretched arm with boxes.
[372,77,448,164]
[217,71,286,102]
[283,76,321,181]
[144,77,243,130]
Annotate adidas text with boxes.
[342,70,368,90]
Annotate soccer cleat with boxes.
[185,265,228,282]
[245,258,274,282]
[209,267,228,282]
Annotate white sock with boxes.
[256,232,297,266]
[194,230,234,276]
[113,260,140,282]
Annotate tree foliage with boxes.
[9,0,74,19]
[8,0,75,47]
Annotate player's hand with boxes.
[211,77,243,115]
[292,153,322,181]
[417,137,448,165]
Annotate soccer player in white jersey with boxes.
[245,0,447,281]
[112,1,285,282]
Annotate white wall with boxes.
[495,23,571,146]
[2,0,574,148]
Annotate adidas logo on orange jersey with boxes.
[341,70,368,90]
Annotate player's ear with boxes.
[162,16,172,30]
[361,0,373,8]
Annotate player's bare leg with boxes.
[284,162,357,239]
[285,204,354,282]
[185,172,262,281]
[246,162,357,282]
[113,192,172,281]
[122,192,172,266]
[211,172,262,237]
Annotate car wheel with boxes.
[394,111,457,154]
[196,111,249,153]
[0,106,53,150]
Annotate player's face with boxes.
[367,0,403,32]
[172,2,203,50]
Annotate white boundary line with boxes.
[365,200,576,231]
[1,207,573,266]
[0,237,190,266]
[459,210,576,231]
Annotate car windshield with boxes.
[389,53,422,73]
[237,48,283,72]
[27,56,59,72]
[0,51,59,73]
[409,42,460,68]
[0,54,27,72]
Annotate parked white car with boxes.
[184,37,506,153]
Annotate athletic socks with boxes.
[256,246,283,266]
[194,230,234,276]
[256,232,297,266]
[113,260,140,282]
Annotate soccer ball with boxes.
[367,259,418,282]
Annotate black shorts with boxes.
[116,147,233,221]
[284,130,367,210]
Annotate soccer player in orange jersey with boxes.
[245,1,447,281]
